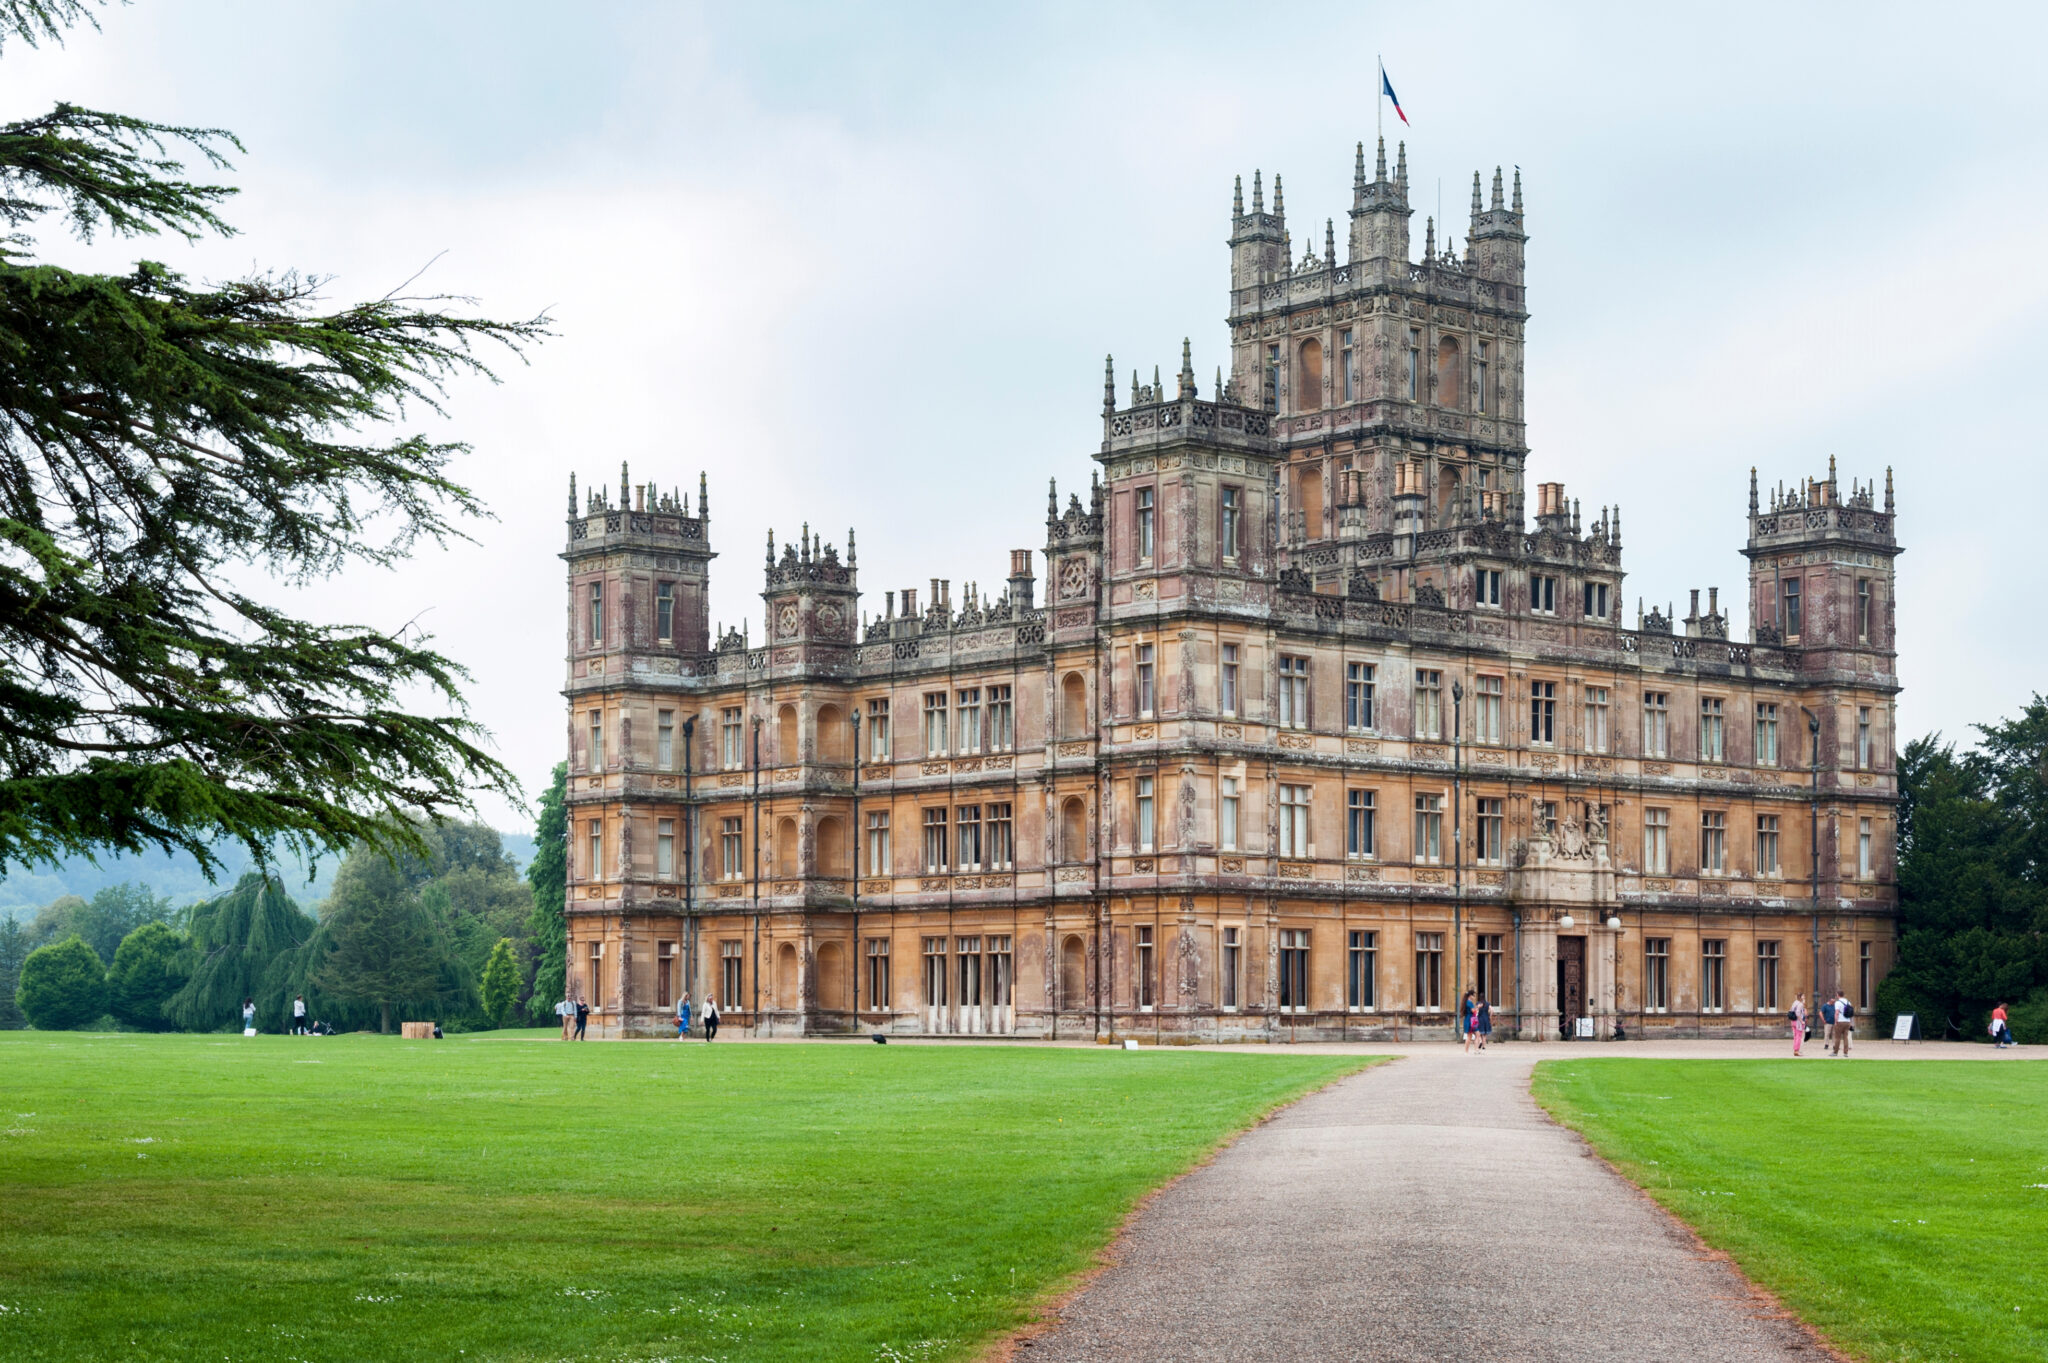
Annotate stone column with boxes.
[1518,914,1560,1041]
[1587,920,1621,1039]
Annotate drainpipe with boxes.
[683,716,697,1001]
[1803,705,1821,1000]
[1452,678,1465,1012]
[1512,910,1523,1040]
[751,714,762,1031]
[850,709,862,1026]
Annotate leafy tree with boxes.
[163,872,313,1031]
[0,914,30,1027]
[27,881,173,963]
[525,763,567,1021]
[106,919,186,1030]
[16,932,106,1028]
[1880,699,2048,1039]
[0,0,544,884]
[307,851,466,1033]
[479,936,520,1028]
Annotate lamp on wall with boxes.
[1559,913,1575,928]
[1606,915,1622,930]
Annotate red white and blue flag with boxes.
[1381,64,1409,126]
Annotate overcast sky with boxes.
[8,1,2045,835]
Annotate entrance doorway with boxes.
[1557,936,1587,1037]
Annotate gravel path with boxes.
[1020,1048,1826,1363]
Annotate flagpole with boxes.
[1377,54,1383,142]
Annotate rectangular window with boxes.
[1585,686,1610,754]
[987,803,1014,869]
[1756,814,1781,877]
[1415,668,1443,739]
[1856,579,1871,642]
[1856,707,1872,769]
[1414,793,1444,864]
[1756,940,1780,1013]
[1279,655,1310,729]
[1582,581,1609,620]
[1222,926,1241,1010]
[922,692,948,757]
[1644,938,1670,1012]
[1702,939,1726,1013]
[1859,816,1874,879]
[1476,675,1503,744]
[1136,487,1155,562]
[922,808,949,873]
[1414,931,1444,1011]
[655,582,675,643]
[1782,578,1802,638]
[1755,703,1779,768]
[1136,926,1155,1011]
[656,710,675,770]
[1530,680,1557,746]
[1476,797,1505,865]
[988,686,1014,752]
[1345,662,1376,731]
[1700,697,1725,763]
[587,580,603,647]
[866,939,890,1012]
[1347,789,1377,859]
[1406,329,1421,399]
[656,940,676,1010]
[1476,568,1502,608]
[1135,778,1156,851]
[955,804,982,870]
[1221,487,1242,562]
[955,688,982,754]
[721,707,744,769]
[1340,328,1355,402]
[867,697,890,761]
[1536,800,1559,839]
[1701,811,1727,874]
[1221,643,1240,715]
[587,819,603,880]
[588,941,605,1006]
[957,937,982,1011]
[1644,808,1670,874]
[1531,575,1557,614]
[1860,941,1872,1008]
[1278,783,1311,859]
[1474,340,1489,413]
[588,710,604,774]
[1267,343,1281,402]
[1476,933,1507,1007]
[1135,645,1156,715]
[1347,930,1377,1011]
[1278,929,1310,1013]
[720,816,744,880]
[866,811,891,876]
[720,940,743,1007]
[989,935,1013,1009]
[1220,776,1240,851]
[656,818,675,877]
[922,937,947,1009]
[1643,691,1669,758]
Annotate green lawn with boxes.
[0,1031,1368,1363]
[1534,1058,2048,1363]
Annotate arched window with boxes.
[816,816,847,878]
[1060,934,1087,1010]
[1297,338,1324,411]
[1060,672,1089,739]
[777,704,799,764]
[1060,796,1088,863]
[815,704,850,763]
[816,942,847,1012]
[775,817,798,874]
[1436,336,1462,410]
[776,942,799,1008]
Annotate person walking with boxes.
[291,995,308,1035]
[676,991,692,1040]
[1831,992,1854,1056]
[703,997,721,1042]
[242,998,256,1035]
[1475,995,1493,1051]
[1991,1001,2015,1048]
[1789,992,1807,1056]
[1818,993,1836,1053]
[1460,989,1478,1054]
[572,997,590,1041]
[554,995,574,1041]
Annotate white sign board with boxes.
[1575,1016,1595,1039]
[1892,1014,1917,1041]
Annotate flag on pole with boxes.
[1381,65,1410,126]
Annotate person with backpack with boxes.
[1991,1001,2016,1048]
[702,997,721,1042]
[1831,992,1854,1056]
[1789,992,1807,1056]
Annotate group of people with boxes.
[1786,991,1858,1056]
[548,994,724,1041]
[236,996,335,1036]
[1458,991,1494,1052]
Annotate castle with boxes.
[560,140,1901,1040]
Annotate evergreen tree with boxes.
[479,936,520,1028]
[163,873,313,1031]
[0,916,26,1027]
[106,919,186,1030]
[525,763,567,1021]
[16,933,107,1028]
[0,0,545,883]
[308,853,465,1033]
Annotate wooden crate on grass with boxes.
[400,1022,436,1039]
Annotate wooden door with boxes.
[1558,936,1587,1035]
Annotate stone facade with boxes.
[561,141,1901,1041]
